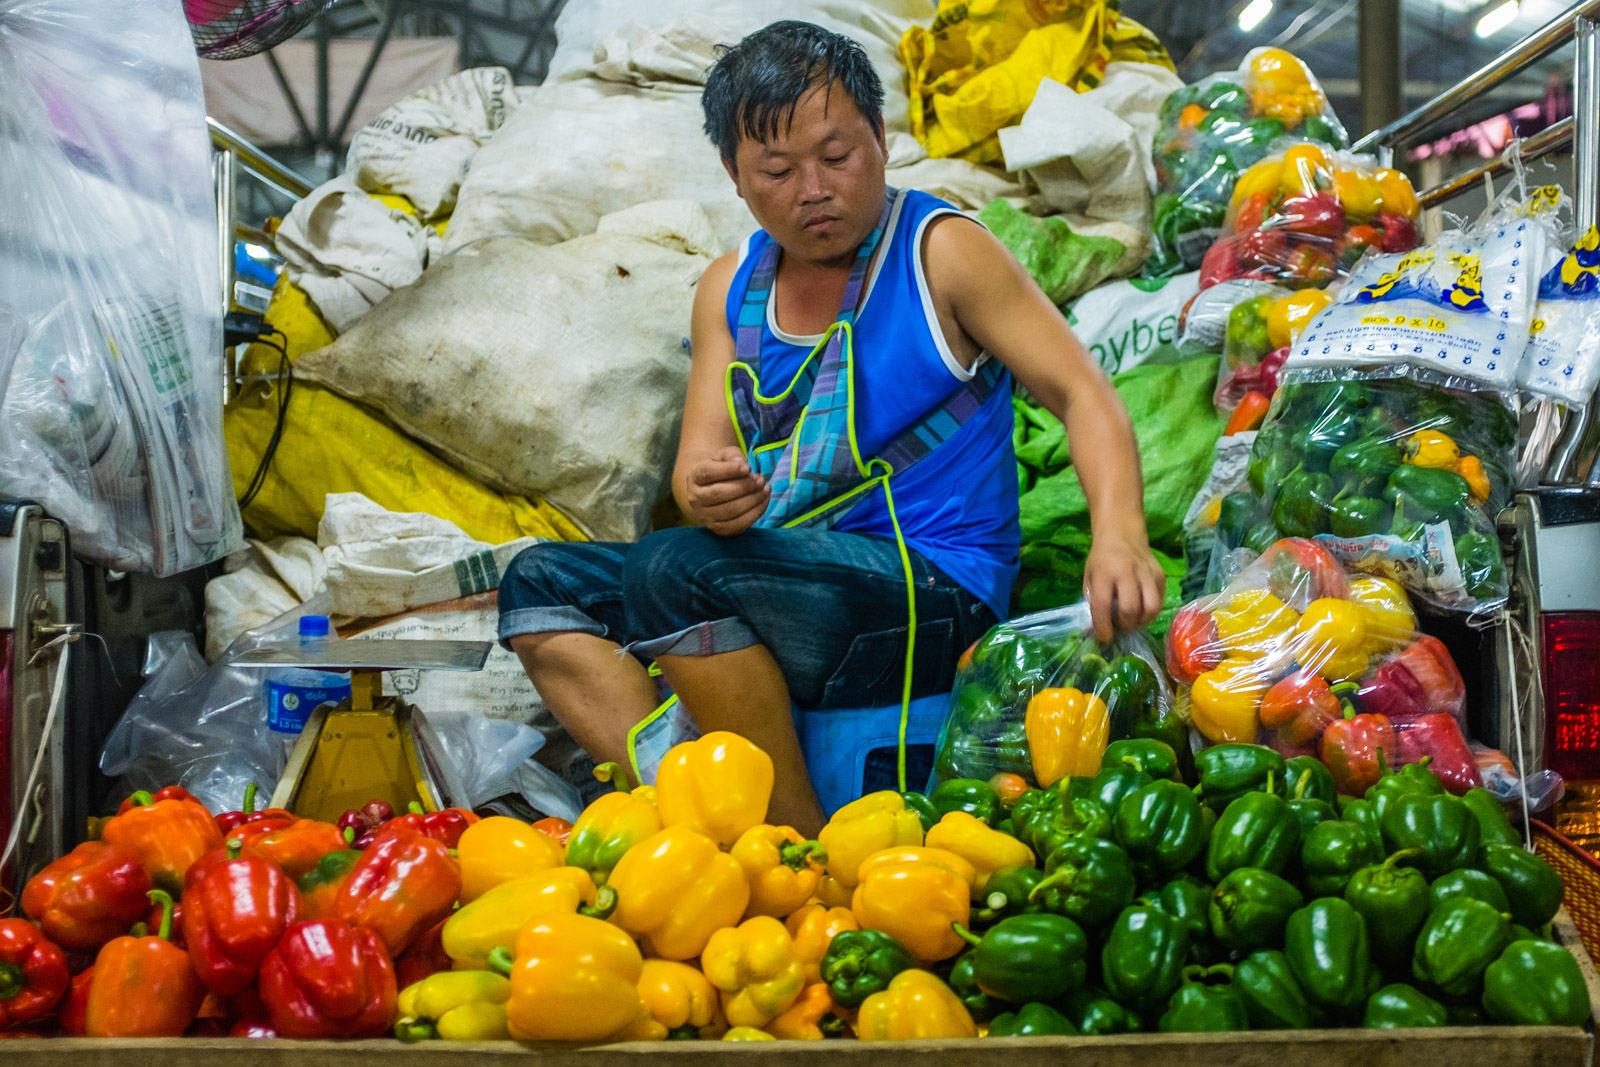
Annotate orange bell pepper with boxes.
[329,822,461,956]
[816,792,924,890]
[1024,687,1110,787]
[655,731,774,848]
[610,959,728,1041]
[563,786,661,888]
[702,916,806,1028]
[1455,454,1491,504]
[850,847,974,963]
[765,982,849,1039]
[101,789,223,896]
[457,815,564,903]
[83,890,204,1037]
[607,825,749,961]
[785,903,859,986]
[501,913,643,1041]
[855,969,977,1040]
[237,819,347,882]
[732,825,827,919]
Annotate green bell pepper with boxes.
[1019,794,1114,861]
[1455,531,1505,600]
[1366,757,1446,819]
[1285,897,1376,1019]
[1101,905,1193,1012]
[1411,896,1512,997]
[1101,656,1160,730]
[1300,112,1344,147]
[1249,432,1301,498]
[1380,792,1481,879]
[1385,464,1473,527]
[1157,965,1249,1032]
[989,1001,1079,1037]
[1227,296,1276,365]
[1428,869,1510,913]
[1198,78,1249,112]
[1058,986,1141,1034]
[948,951,999,1022]
[1129,706,1192,785]
[1273,467,1336,537]
[1344,849,1430,969]
[1329,493,1389,537]
[975,865,1045,925]
[1330,438,1402,492]
[1205,783,1298,882]
[950,683,1007,742]
[1479,843,1564,927]
[1088,766,1154,817]
[952,913,1087,1004]
[1031,836,1137,926]
[1284,755,1337,805]
[1140,874,1212,945]
[1461,788,1521,848]
[929,778,1003,828]
[1337,796,1382,840]
[1301,820,1383,898]
[1482,940,1591,1026]
[1304,411,1364,471]
[1194,744,1286,813]
[1234,949,1325,1029]
[1102,739,1179,782]
[1217,491,1264,551]
[820,929,917,1008]
[1361,983,1448,1029]
[1288,797,1336,850]
[1244,520,1281,555]
[1113,779,1208,880]
[900,791,941,833]
[1209,867,1304,952]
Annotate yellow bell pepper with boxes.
[607,825,750,961]
[816,792,923,889]
[442,866,603,965]
[609,959,727,1041]
[765,983,848,1040]
[456,815,564,903]
[564,778,662,887]
[785,903,859,986]
[503,912,643,1042]
[1333,169,1384,221]
[1267,289,1333,349]
[1189,660,1267,744]
[1232,159,1285,207]
[722,1027,776,1040]
[1349,575,1418,654]
[1405,429,1460,469]
[1293,597,1367,673]
[655,731,773,848]
[1024,687,1109,787]
[732,824,827,919]
[851,847,974,963]
[856,970,978,1041]
[1455,454,1491,504]
[815,874,854,909]
[1279,143,1332,198]
[702,916,806,1029]
[1375,168,1420,219]
[1213,589,1299,660]
[924,812,1033,896]
[1319,649,1369,684]
[394,970,512,1042]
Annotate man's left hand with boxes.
[1083,532,1167,643]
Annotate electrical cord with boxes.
[237,327,293,511]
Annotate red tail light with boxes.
[1543,611,1600,780]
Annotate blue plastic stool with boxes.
[797,694,951,818]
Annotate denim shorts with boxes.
[498,525,998,710]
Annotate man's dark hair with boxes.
[702,20,884,165]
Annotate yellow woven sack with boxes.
[227,276,584,546]
[901,0,1173,165]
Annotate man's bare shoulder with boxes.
[921,211,1015,297]
[696,250,741,301]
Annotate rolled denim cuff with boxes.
[498,604,610,650]
[625,616,758,660]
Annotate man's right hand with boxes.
[684,446,770,536]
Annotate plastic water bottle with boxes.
[265,615,351,759]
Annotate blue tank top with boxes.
[724,189,1020,619]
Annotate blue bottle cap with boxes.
[298,615,331,637]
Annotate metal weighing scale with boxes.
[233,639,493,823]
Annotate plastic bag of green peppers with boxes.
[1230,367,1516,614]
[930,603,1183,789]
[1145,47,1348,279]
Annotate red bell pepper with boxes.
[0,918,69,1029]
[1259,670,1341,746]
[329,821,460,955]
[389,802,480,849]
[297,849,364,920]
[1389,635,1466,720]
[114,785,196,816]
[239,818,349,881]
[1280,194,1346,238]
[214,783,294,837]
[60,968,92,1037]
[231,1020,279,1038]
[84,890,205,1037]
[182,840,303,996]
[102,788,223,896]
[257,919,396,1039]
[531,817,573,847]
[1167,605,1222,685]
[20,841,152,954]
[141,897,187,950]
[1355,661,1427,723]
[1396,713,1483,794]
[393,918,452,989]
[1377,213,1417,253]
[1242,226,1289,268]
[1261,537,1350,604]
[1320,709,1397,796]
[1200,237,1244,288]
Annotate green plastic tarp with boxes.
[978,199,1127,305]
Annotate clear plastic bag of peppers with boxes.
[1224,370,1516,612]
[930,604,1181,790]
[1147,47,1348,279]
[1214,287,1333,417]
[1198,143,1422,292]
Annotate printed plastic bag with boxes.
[931,604,1177,788]
[0,0,240,575]
[1166,538,1490,796]
[1472,742,1564,812]
[1197,143,1420,293]
[1147,48,1348,278]
[1518,224,1600,404]
[1067,272,1200,375]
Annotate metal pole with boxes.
[316,11,332,174]
[1360,0,1404,138]
[1574,16,1599,231]
[208,119,315,200]
[333,0,402,147]
[214,147,237,402]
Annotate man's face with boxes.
[724,81,888,266]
